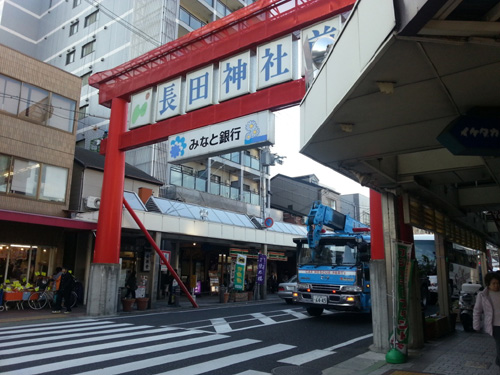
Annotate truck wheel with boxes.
[306,307,324,317]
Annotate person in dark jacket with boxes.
[125,270,137,299]
[52,267,75,314]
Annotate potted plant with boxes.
[121,298,136,312]
[136,297,149,310]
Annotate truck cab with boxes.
[293,202,371,317]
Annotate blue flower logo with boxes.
[245,120,260,141]
[170,136,187,159]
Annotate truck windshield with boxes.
[298,241,359,266]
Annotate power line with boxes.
[0,93,110,125]
[83,0,160,47]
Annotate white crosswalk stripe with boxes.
[179,307,316,333]
[278,349,335,365]
[0,320,119,340]
[0,318,297,375]
[0,311,364,375]
[0,324,160,354]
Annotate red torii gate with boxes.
[88,0,354,314]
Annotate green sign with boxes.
[234,254,247,291]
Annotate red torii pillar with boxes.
[87,98,127,316]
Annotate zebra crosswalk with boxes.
[0,310,370,375]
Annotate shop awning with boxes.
[0,209,97,230]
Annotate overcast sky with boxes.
[270,106,370,197]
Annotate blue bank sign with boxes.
[167,110,275,163]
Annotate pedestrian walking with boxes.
[473,271,500,367]
[124,270,137,299]
[52,266,75,314]
[51,266,63,306]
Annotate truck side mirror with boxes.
[360,254,371,262]
[358,243,369,254]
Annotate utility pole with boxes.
[259,147,285,300]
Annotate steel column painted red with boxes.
[93,98,128,264]
[398,196,415,257]
[370,190,385,260]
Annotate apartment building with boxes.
[0,44,94,283]
[0,0,269,216]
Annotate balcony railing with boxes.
[179,7,206,30]
[170,166,260,205]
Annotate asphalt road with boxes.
[0,301,374,375]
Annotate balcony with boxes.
[169,166,260,206]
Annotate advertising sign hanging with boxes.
[234,254,247,291]
[160,250,171,271]
[167,110,275,163]
[256,254,267,285]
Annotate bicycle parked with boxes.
[28,289,77,310]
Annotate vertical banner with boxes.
[391,242,413,354]
[256,254,267,285]
[234,254,247,291]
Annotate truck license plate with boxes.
[312,295,327,304]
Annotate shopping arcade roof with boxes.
[145,195,307,236]
[300,0,500,246]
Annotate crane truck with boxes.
[292,201,371,316]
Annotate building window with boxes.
[47,93,76,133]
[179,7,205,30]
[78,105,88,120]
[0,154,11,193]
[81,41,95,57]
[0,74,21,114]
[81,71,92,86]
[39,165,68,202]
[18,83,49,123]
[0,154,69,202]
[84,10,98,28]
[73,0,81,8]
[10,158,40,197]
[66,50,75,65]
[69,21,79,36]
[0,74,75,133]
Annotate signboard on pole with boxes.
[256,254,267,285]
[234,254,247,291]
[160,250,171,271]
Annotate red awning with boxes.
[0,209,97,230]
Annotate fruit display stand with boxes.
[3,291,24,310]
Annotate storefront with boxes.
[0,244,60,284]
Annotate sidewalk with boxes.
[1,295,498,375]
[323,327,499,375]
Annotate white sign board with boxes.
[128,34,300,130]
[257,34,294,90]
[186,65,215,112]
[129,88,154,129]
[167,110,275,163]
[156,77,183,121]
[219,50,251,102]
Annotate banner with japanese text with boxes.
[234,254,247,291]
[256,254,267,285]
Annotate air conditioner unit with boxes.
[85,196,101,209]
